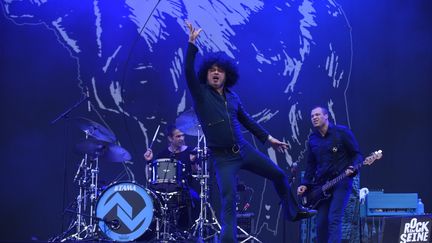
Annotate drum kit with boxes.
[177,110,222,242]
[51,110,222,242]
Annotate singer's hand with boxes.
[186,20,202,44]
[144,148,153,161]
[268,135,289,153]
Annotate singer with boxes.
[185,22,317,243]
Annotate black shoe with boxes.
[292,208,317,221]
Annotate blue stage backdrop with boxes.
[0,0,431,241]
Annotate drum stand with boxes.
[190,133,262,243]
[155,192,180,242]
[51,153,101,242]
[191,135,221,242]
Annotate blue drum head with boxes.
[96,182,154,241]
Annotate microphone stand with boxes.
[50,94,88,125]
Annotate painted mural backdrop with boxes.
[1,0,359,241]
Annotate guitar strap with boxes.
[331,127,341,174]
[321,126,342,184]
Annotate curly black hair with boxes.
[197,53,239,88]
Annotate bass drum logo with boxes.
[96,182,154,241]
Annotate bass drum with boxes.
[96,181,160,242]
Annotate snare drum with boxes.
[96,182,160,242]
[147,158,185,192]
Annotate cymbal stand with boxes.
[191,132,221,242]
[50,157,87,242]
[51,157,90,241]
[62,156,100,241]
[88,156,99,227]
[54,131,101,241]
[76,155,89,235]
[55,126,90,241]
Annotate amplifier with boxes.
[361,191,418,217]
[361,214,432,243]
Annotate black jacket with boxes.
[185,43,269,148]
[302,123,363,185]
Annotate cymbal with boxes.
[71,117,116,143]
[75,139,131,163]
[176,108,203,136]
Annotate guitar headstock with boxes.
[364,150,383,165]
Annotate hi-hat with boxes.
[176,108,203,136]
[75,139,131,163]
[71,117,116,143]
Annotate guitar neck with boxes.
[319,150,382,193]
[321,162,363,191]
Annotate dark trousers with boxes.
[316,178,352,243]
[212,143,299,243]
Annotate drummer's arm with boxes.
[189,155,201,173]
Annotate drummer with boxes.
[143,124,200,228]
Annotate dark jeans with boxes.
[212,143,299,243]
[316,178,352,243]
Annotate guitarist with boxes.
[297,106,363,243]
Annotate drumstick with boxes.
[148,124,160,149]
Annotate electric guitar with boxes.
[299,150,383,209]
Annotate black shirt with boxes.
[185,43,269,148]
[154,147,196,174]
[302,123,363,185]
